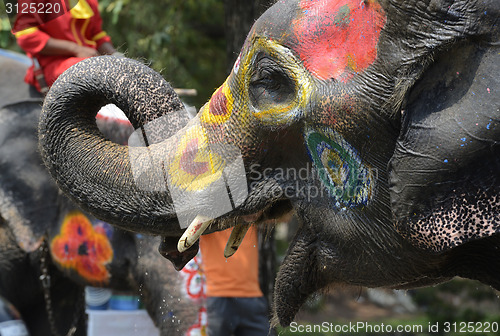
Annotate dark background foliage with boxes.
[1,0,226,107]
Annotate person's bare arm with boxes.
[97,42,116,55]
[39,37,98,58]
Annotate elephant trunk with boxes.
[39,56,189,236]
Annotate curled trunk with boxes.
[39,56,188,235]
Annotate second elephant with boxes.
[0,50,205,336]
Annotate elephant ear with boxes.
[389,39,499,253]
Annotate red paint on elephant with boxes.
[51,212,113,283]
[180,138,209,175]
[186,307,207,336]
[292,0,386,81]
[209,85,228,116]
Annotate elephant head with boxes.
[39,0,499,326]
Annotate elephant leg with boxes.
[42,262,87,336]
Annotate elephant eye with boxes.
[249,54,296,111]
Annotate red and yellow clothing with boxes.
[200,226,263,298]
[14,0,111,91]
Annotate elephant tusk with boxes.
[177,215,213,253]
[224,223,251,258]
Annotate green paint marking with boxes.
[305,127,373,207]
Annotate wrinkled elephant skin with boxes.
[38,0,499,326]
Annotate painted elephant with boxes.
[0,51,205,335]
[38,0,499,327]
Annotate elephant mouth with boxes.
[159,199,293,270]
[158,236,200,271]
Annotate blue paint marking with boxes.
[461,137,466,141]
[486,123,491,130]
[93,220,114,239]
[304,126,374,207]
[444,159,449,163]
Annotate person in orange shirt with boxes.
[12,0,117,93]
[200,225,271,336]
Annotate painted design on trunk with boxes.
[50,211,113,283]
[180,255,207,335]
[200,81,234,125]
[166,122,247,228]
[292,0,386,81]
[169,124,225,192]
[305,126,373,207]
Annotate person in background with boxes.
[13,0,118,93]
[200,226,271,336]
